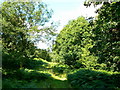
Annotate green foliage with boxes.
[67,68,120,88]
[35,49,51,61]
[2,79,15,88]
[1,2,55,88]
[2,52,48,70]
[50,51,65,63]
[110,73,120,87]
[89,2,120,71]
[15,69,51,81]
[2,52,21,70]
[84,0,120,7]
[52,64,69,74]
[1,1,120,89]
[1,1,53,70]
[23,58,48,69]
[52,16,99,69]
[3,68,51,81]
[2,58,50,79]
[2,79,38,88]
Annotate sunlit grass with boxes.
[31,58,71,88]
[3,58,72,88]
[37,78,71,88]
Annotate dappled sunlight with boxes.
[37,76,71,88]
[1,1,120,89]
[50,73,67,81]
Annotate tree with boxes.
[1,1,53,69]
[85,2,120,71]
[34,49,51,61]
[52,17,99,68]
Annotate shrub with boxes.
[15,68,51,81]
[2,53,20,70]
[35,49,51,62]
[2,79,38,88]
[50,51,65,63]
[23,58,47,69]
[67,68,120,88]
[52,64,69,74]
[2,79,14,88]
[110,73,120,88]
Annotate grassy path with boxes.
[36,77,71,88]
[34,58,72,88]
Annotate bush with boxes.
[14,68,51,81]
[2,79,38,88]
[110,73,120,88]
[52,64,69,74]
[35,49,51,62]
[23,58,47,69]
[2,79,15,88]
[50,51,65,63]
[67,68,120,88]
[2,53,20,70]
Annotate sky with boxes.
[0,0,101,49]
[43,0,99,31]
[37,0,101,49]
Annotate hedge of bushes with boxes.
[67,68,120,88]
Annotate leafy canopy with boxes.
[1,1,53,69]
[52,17,99,69]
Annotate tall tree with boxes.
[52,17,99,68]
[1,1,53,69]
[85,1,120,71]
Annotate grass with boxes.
[35,58,71,88]
[3,58,72,88]
[37,78,71,88]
